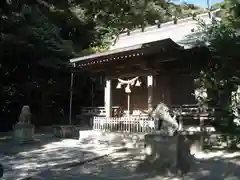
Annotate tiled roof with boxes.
[110,10,220,50]
[70,10,220,64]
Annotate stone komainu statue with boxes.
[150,102,182,134]
[19,105,32,124]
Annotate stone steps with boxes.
[78,130,146,149]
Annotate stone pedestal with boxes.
[143,133,193,175]
[144,133,178,173]
[13,123,35,144]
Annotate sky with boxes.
[177,0,224,7]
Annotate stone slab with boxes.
[53,125,78,138]
[79,130,146,148]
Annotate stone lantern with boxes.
[13,105,35,143]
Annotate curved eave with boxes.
[70,38,183,68]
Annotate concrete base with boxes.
[143,134,178,173]
[79,130,146,148]
[53,125,78,138]
[13,123,35,144]
[176,135,194,174]
[142,134,194,175]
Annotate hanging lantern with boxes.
[125,84,131,93]
[135,79,141,87]
[116,83,122,89]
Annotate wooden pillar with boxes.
[147,75,154,113]
[104,78,112,117]
[69,72,74,125]
[127,93,131,117]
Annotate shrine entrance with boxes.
[70,38,208,132]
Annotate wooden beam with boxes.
[107,70,158,79]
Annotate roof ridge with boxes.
[119,9,220,38]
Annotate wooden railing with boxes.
[79,104,217,132]
[172,104,215,126]
[79,106,105,116]
[78,104,214,118]
[78,106,122,117]
[93,116,156,133]
[78,106,149,117]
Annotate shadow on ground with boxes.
[1,130,240,180]
[0,132,119,180]
[37,148,240,180]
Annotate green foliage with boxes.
[78,46,107,57]
[210,0,240,28]
[195,8,240,132]
[75,0,206,40]
[211,2,225,10]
